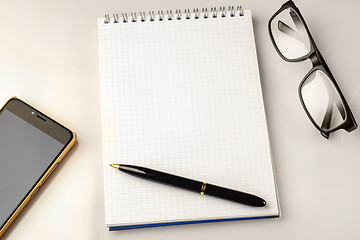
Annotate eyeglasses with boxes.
[268,0,357,138]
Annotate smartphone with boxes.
[0,97,76,237]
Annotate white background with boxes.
[1,0,360,239]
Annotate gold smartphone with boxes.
[0,97,76,237]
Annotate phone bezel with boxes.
[0,97,77,237]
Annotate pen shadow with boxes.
[1,141,78,239]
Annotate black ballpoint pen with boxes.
[109,164,266,207]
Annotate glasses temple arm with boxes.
[289,10,306,38]
[277,10,308,44]
[320,89,346,131]
[278,20,303,42]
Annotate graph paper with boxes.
[98,9,279,229]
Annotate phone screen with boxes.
[0,99,73,230]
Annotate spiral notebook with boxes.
[98,6,279,230]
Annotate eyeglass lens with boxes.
[270,7,310,60]
[300,70,346,131]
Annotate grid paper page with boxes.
[98,9,279,228]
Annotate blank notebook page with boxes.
[98,9,279,228]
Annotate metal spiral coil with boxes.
[104,6,244,24]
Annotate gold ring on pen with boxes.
[200,182,206,195]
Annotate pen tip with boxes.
[109,164,120,169]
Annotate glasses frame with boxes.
[268,0,357,138]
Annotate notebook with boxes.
[97,6,279,230]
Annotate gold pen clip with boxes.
[200,182,206,195]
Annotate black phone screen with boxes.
[0,99,73,230]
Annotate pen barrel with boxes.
[149,170,204,193]
[119,165,203,193]
[204,183,266,207]
[118,165,266,207]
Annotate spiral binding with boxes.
[104,6,244,24]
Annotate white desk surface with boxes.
[1,0,360,239]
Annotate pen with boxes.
[110,164,266,207]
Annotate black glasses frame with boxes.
[268,0,357,138]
